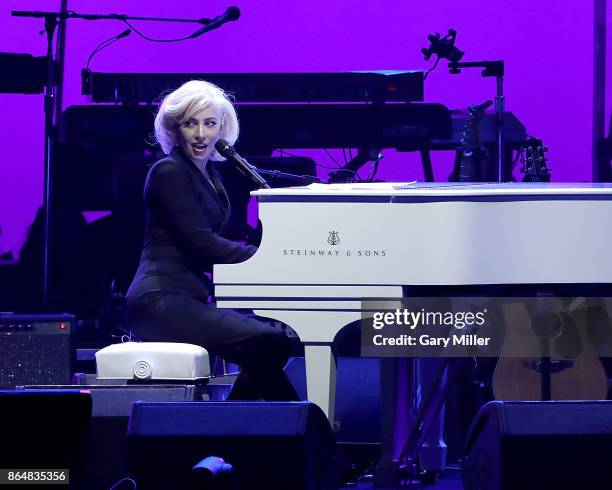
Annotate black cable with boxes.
[271,148,340,171]
[270,148,363,183]
[423,56,441,80]
[66,9,210,43]
[367,158,381,181]
[120,18,200,43]
[324,148,340,166]
[86,29,131,70]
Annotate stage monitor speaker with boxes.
[128,401,338,490]
[20,384,202,490]
[285,356,381,463]
[0,390,91,487]
[0,313,73,388]
[462,400,612,490]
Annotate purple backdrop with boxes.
[0,0,610,257]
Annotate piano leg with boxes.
[253,309,360,424]
[303,344,337,424]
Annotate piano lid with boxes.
[252,182,612,201]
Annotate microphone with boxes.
[215,139,270,189]
[86,29,132,70]
[191,6,241,38]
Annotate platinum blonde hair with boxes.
[154,80,239,160]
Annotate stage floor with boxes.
[341,467,464,489]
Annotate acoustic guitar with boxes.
[492,298,609,400]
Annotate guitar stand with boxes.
[448,60,506,182]
[400,357,472,466]
[374,355,474,487]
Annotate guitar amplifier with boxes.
[0,313,73,389]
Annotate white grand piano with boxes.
[214,182,612,422]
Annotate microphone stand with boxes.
[11,9,223,306]
[12,10,213,25]
[255,168,321,186]
[54,1,68,124]
[40,12,58,307]
[448,60,506,182]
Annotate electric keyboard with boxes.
[82,70,424,103]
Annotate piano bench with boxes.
[95,342,211,384]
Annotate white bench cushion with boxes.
[95,342,211,381]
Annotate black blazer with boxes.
[126,147,257,302]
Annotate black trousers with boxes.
[125,292,299,401]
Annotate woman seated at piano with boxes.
[125,80,299,401]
